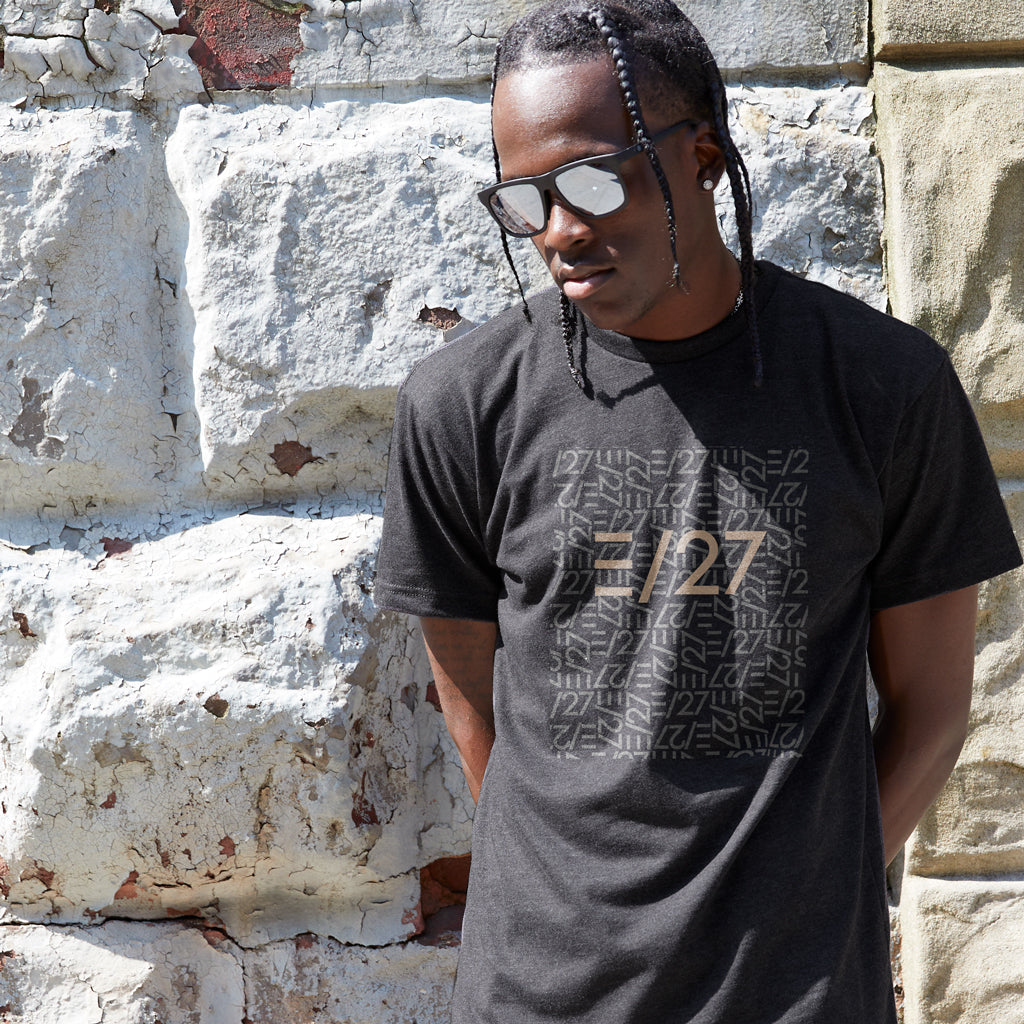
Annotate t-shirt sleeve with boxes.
[869,354,1022,610]
[374,377,501,621]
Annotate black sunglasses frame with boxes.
[478,119,697,238]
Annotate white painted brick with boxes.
[0,922,245,1024]
[0,510,471,947]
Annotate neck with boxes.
[634,240,744,341]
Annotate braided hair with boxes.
[490,0,762,388]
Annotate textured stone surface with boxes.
[901,877,1024,1024]
[165,93,543,499]
[0,105,195,547]
[875,64,1024,406]
[292,0,868,88]
[0,509,472,946]
[722,82,882,308]
[242,935,458,1024]
[0,0,202,102]
[906,488,1024,876]
[977,402,1024,478]
[874,0,1024,56]
[0,921,244,1024]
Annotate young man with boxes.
[376,2,1022,1021]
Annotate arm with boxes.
[420,616,497,804]
[868,585,978,866]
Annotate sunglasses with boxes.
[478,119,696,238]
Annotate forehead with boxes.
[492,57,633,177]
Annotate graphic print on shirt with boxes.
[550,447,809,759]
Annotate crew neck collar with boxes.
[585,261,780,364]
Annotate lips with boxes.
[559,266,614,302]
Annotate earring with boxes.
[701,178,715,191]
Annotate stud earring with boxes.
[701,178,715,191]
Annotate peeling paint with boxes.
[270,440,316,477]
[6,379,64,460]
[171,0,305,89]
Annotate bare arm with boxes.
[420,616,498,804]
[869,585,978,866]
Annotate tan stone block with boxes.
[906,487,1024,875]
[901,877,1024,1024]
[874,64,1024,406]
[977,401,1024,478]
[875,0,1024,58]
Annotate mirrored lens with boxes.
[490,183,546,235]
[555,163,626,216]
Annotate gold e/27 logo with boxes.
[594,529,767,602]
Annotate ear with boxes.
[692,120,726,189]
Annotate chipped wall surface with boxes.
[0,0,1021,1021]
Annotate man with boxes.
[375,2,1022,1021]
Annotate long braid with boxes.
[560,294,585,389]
[696,40,762,385]
[590,10,680,288]
[490,40,532,322]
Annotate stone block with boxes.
[906,487,1024,876]
[0,508,472,947]
[722,83,883,308]
[242,935,458,1024]
[164,93,545,500]
[875,64,1024,407]
[0,106,194,546]
[0,0,202,103]
[874,0,1024,58]
[292,0,867,88]
[977,401,1024,479]
[0,921,244,1024]
[901,876,1024,1024]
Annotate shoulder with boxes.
[761,262,950,404]
[399,290,561,397]
[400,287,562,411]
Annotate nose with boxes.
[540,196,593,252]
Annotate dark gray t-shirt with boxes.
[376,262,1022,1024]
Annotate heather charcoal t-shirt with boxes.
[375,263,1022,1024]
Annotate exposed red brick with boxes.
[420,854,470,917]
[402,901,425,934]
[114,871,141,900]
[270,440,316,477]
[19,862,55,889]
[218,836,236,858]
[11,612,35,638]
[418,306,462,331]
[294,932,316,949]
[101,537,133,557]
[167,906,202,918]
[172,0,307,91]
[415,904,465,948]
[203,693,229,718]
[424,682,442,711]
[100,791,117,809]
[202,927,230,946]
[351,772,379,827]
